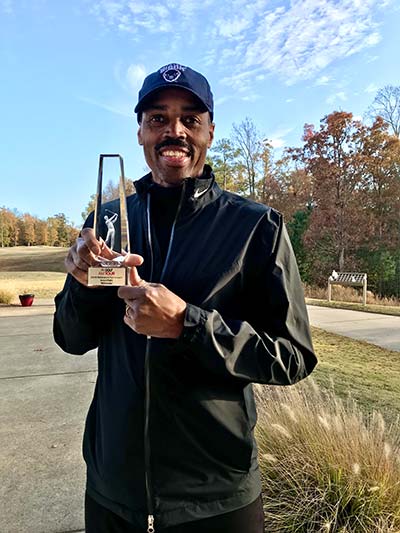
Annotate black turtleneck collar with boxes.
[134,164,215,199]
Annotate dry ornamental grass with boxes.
[255,380,400,532]
[304,284,400,308]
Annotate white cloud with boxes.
[365,82,378,93]
[364,32,381,46]
[266,126,294,148]
[126,64,147,91]
[90,0,210,35]
[326,91,347,105]
[214,0,387,89]
[113,61,147,95]
[88,0,386,87]
[215,16,251,38]
[315,75,331,85]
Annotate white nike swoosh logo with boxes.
[193,187,208,199]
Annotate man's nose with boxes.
[164,118,186,138]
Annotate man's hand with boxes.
[65,228,143,286]
[118,267,186,338]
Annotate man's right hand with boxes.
[65,228,143,286]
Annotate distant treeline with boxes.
[0,209,78,248]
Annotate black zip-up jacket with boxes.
[53,167,317,530]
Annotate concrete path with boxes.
[0,300,94,533]
[307,305,400,352]
[0,300,399,533]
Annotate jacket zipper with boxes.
[143,183,186,533]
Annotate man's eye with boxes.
[182,116,199,126]
[149,115,164,124]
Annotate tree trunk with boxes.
[338,247,345,271]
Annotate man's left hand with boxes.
[118,275,186,339]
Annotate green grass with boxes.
[0,246,67,272]
[307,298,400,317]
[311,327,400,424]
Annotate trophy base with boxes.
[88,259,128,286]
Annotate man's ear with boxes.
[208,122,215,148]
[137,126,143,146]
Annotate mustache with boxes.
[155,138,193,156]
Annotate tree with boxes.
[46,216,59,246]
[232,118,263,199]
[266,154,313,221]
[34,219,48,245]
[257,141,276,205]
[209,138,242,192]
[297,112,368,275]
[358,116,400,247]
[0,208,19,247]
[368,85,400,137]
[286,208,312,282]
[18,213,36,246]
[54,213,70,246]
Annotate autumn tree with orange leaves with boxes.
[291,111,400,290]
[294,112,369,275]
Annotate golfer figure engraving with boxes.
[87,154,130,287]
[104,210,118,251]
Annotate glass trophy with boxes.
[88,154,131,286]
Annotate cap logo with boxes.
[159,63,186,83]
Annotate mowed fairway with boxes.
[0,246,68,302]
[0,246,67,271]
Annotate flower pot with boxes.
[19,294,35,307]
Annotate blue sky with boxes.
[1,0,399,226]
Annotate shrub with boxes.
[0,289,13,304]
[255,380,400,532]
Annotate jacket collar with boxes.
[134,165,219,206]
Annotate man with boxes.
[54,63,317,533]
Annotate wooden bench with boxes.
[328,271,368,305]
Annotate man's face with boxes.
[137,87,215,187]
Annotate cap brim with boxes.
[134,85,211,115]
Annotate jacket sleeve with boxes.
[53,274,118,355]
[178,212,317,385]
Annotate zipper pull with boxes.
[147,514,155,533]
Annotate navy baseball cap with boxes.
[134,63,214,121]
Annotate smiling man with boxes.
[54,64,317,533]
[137,86,214,187]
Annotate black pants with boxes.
[85,493,265,533]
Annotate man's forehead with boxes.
[142,87,207,112]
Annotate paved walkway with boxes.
[0,301,94,533]
[307,305,400,352]
[0,300,399,532]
